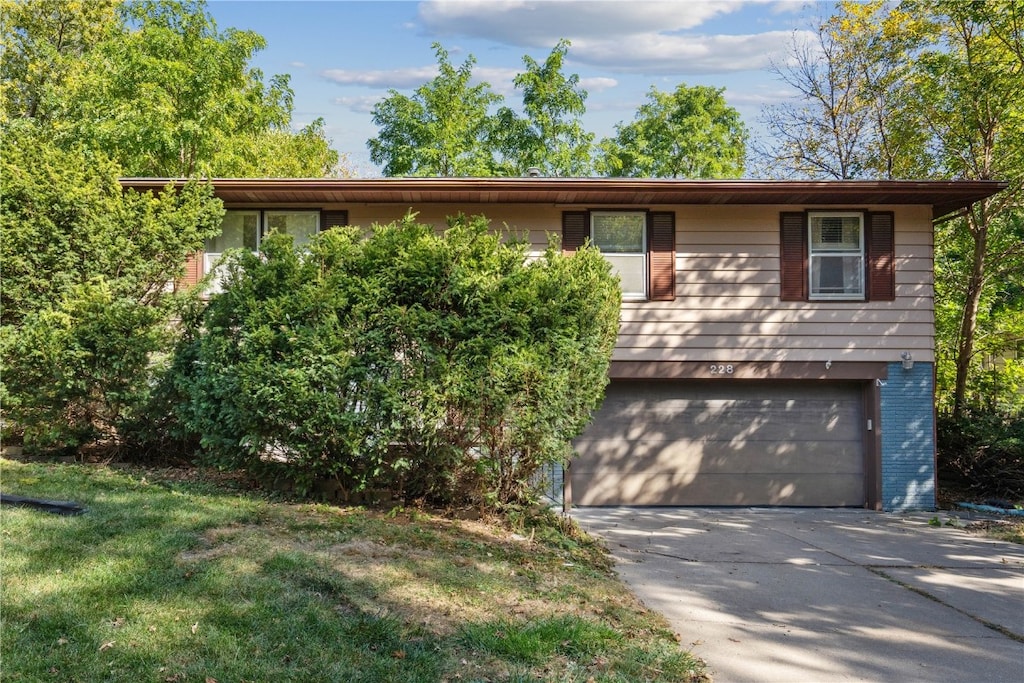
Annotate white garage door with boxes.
[571,381,865,506]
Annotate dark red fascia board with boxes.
[119,177,1008,220]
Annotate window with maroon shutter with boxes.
[562,209,676,301]
[779,210,895,302]
[808,212,864,299]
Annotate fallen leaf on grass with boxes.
[99,641,116,651]
[206,677,218,683]
[57,637,68,645]
[191,622,199,634]
[391,650,406,659]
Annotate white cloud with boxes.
[414,1,813,76]
[418,0,753,44]
[724,87,799,107]
[321,65,523,97]
[320,66,440,89]
[289,61,307,69]
[573,30,808,74]
[332,96,385,114]
[579,76,617,93]
[473,66,522,95]
[769,0,813,16]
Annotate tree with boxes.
[908,0,1024,417]
[597,84,747,178]
[0,0,120,122]
[1,0,340,177]
[0,0,345,451]
[757,0,1024,418]
[754,2,929,180]
[494,39,593,177]
[368,43,502,177]
[0,123,224,448]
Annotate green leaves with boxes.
[1,0,340,177]
[175,215,620,505]
[597,84,748,178]
[368,43,502,177]
[0,122,224,450]
[369,41,596,178]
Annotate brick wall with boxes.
[880,361,936,510]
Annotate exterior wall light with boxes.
[901,351,914,370]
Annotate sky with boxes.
[205,0,824,176]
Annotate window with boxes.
[591,211,647,299]
[265,210,319,249]
[204,210,260,288]
[561,210,676,302]
[808,212,863,299]
[201,209,330,292]
[780,210,895,302]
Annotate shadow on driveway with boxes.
[571,507,1024,683]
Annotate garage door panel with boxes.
[571,380,865,506]
[581,399,862,441]
[574,472,866,507]
[573,441,863,475]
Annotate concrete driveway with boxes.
[570,507,1024,683]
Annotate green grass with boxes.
[0,459,706,682]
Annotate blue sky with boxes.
[206,0,823,175]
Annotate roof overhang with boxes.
[119,177,1008,220]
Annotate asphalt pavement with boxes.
[570,507,1024,683]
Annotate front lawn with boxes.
[0,459,706,682]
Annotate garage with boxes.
[570,380,866,506]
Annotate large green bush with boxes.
[173,214,620,504]
[0,123,224,450]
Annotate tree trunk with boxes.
[952,204,989,419]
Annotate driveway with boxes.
[570,507,1024,683]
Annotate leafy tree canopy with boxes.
[597,84,748,178]
[494,39,594,177]
[368,43,502,177]
[1,0,342,177]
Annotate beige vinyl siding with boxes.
[221,202,935,364]
[615,204,935,364]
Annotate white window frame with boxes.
[807,211,865,301]
[590,210,647,301]
[204,209,321,292]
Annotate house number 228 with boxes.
[710,364,735,375]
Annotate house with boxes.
[122,177,1006,511]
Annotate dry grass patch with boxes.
[2,459,706,682]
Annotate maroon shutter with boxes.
[562,211,587,254]
[866,211,895,301]
[780,212,808,301]
[648,211,676,301]
[320,210,349,230]
[178,250,203,290]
